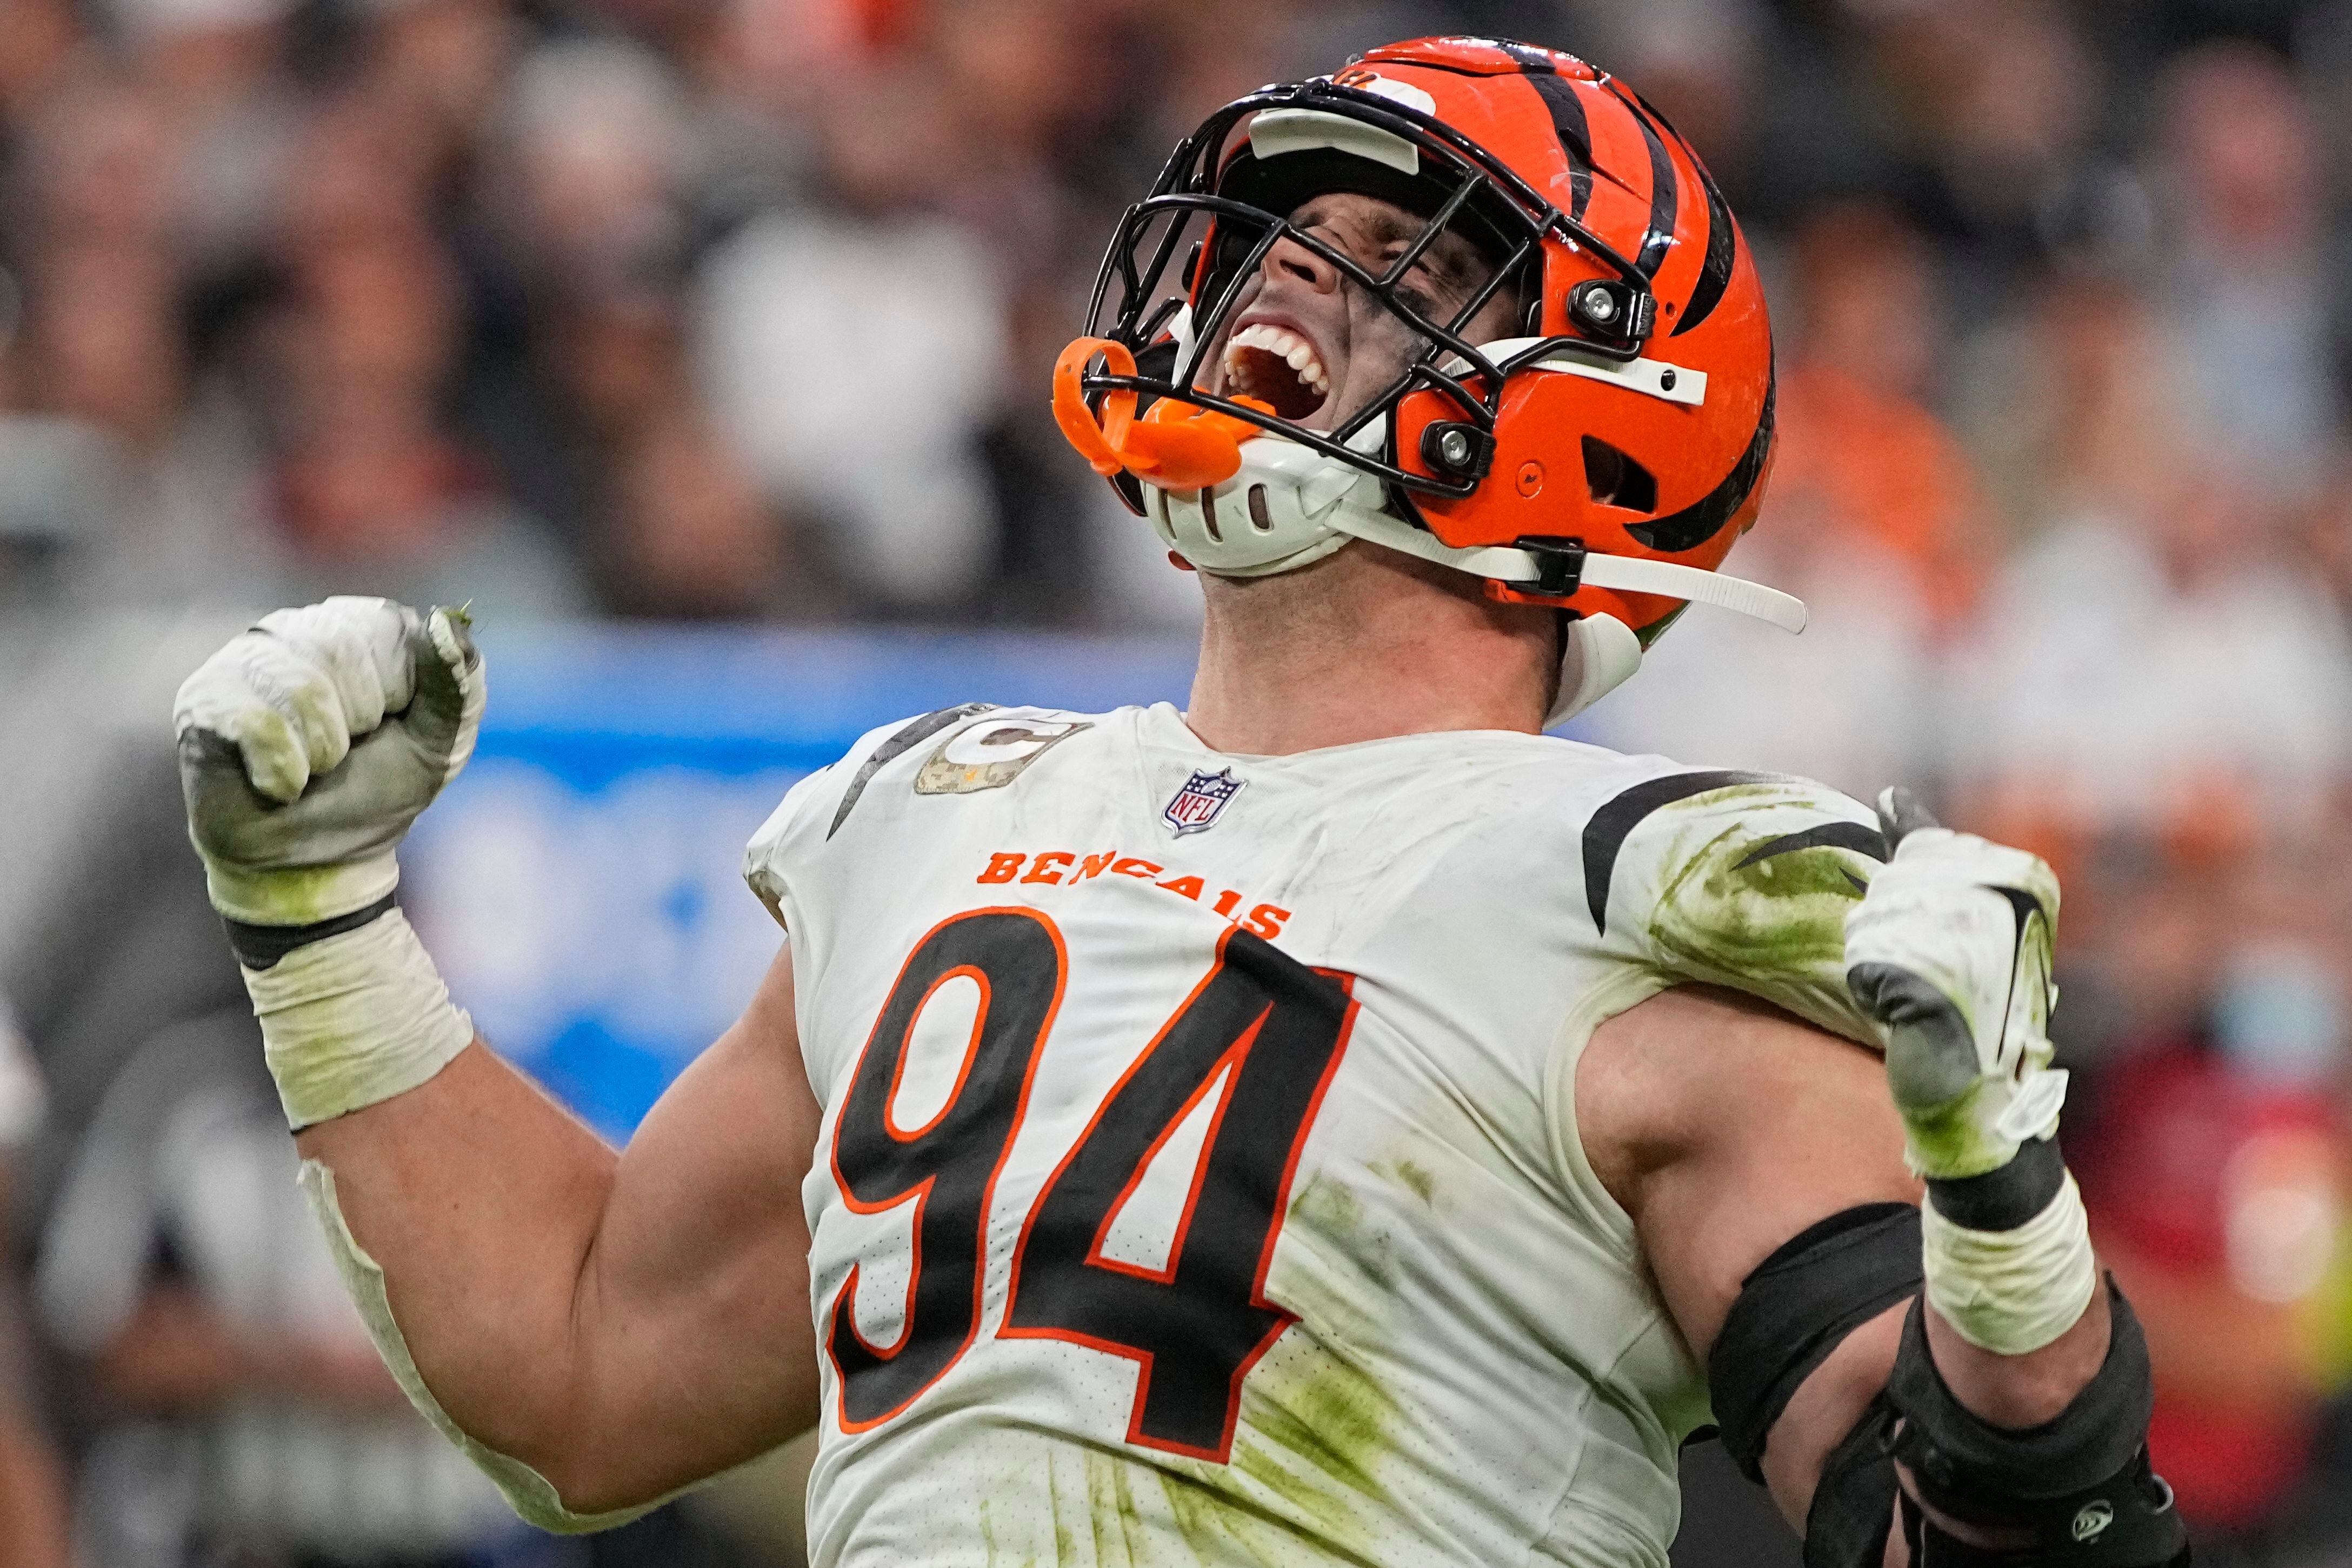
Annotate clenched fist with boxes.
[175,597,485,927]
[1844,787,2067,1183]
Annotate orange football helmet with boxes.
[1056,36,1802,720]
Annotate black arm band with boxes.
[224,892,398,971]
[1709,1201,1924,1482]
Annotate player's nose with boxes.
[1262,230,1342,295]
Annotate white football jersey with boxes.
[743,702,1888,1568]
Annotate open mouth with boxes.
[1220,323,1331,421]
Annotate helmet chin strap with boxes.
[1300,500,1648,725]
[1316,498,1807,635]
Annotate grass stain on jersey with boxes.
[1150,1355,1400,1568]
[1177,1173,1407,1560]
[1375,1158,1438,1208]
[1227,1354,1396,1532]
[1637,790,1879,1040]
[1048,1171,1411,1566]
[1084,1450,1153,1566]
[1050,1457,1080,1564]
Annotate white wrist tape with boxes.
[299,1159,672,1534]
[1921,1173,2099,1355]
[243,910,474,1129]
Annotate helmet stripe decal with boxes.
[1626,368,1775,553]
[1674,154,1737,336]
[1522,72,1596,219]
[1614,88,1680,279]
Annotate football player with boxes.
[172,38,2186,1568]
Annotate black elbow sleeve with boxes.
[1710,1206,2188,1568]
[1882,1282,2188,1566]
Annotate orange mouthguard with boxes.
[1052,337,1271,491]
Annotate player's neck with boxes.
[1182,543,1559,756]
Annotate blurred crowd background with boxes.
[5,0,2352,1564]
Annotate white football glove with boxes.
[1844,788,2066,1182]
[175,597,485,927]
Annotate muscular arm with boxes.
[1580,986,2109,1544]
[168,601,835,1519]
[298,940,823,1513]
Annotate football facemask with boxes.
[1055,37,1804,720]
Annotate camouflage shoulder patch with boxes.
[914,716,1092,796]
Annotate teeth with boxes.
[1224,322,1330,397]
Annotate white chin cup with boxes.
[1549,612,1643,727]
[1147,425,1385,578]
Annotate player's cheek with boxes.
[1348,307,1425,396]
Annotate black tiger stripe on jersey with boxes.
[828,702,995,838]
[1734,820,1888,880]
[1583,769,1775,932]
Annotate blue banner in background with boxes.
[402,626,1197,1140]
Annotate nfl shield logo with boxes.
[1163,768,1245,835]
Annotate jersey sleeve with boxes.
[1585,768,1890,1047]
[742,703,998,932]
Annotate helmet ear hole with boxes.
[1581,436,1657,513]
